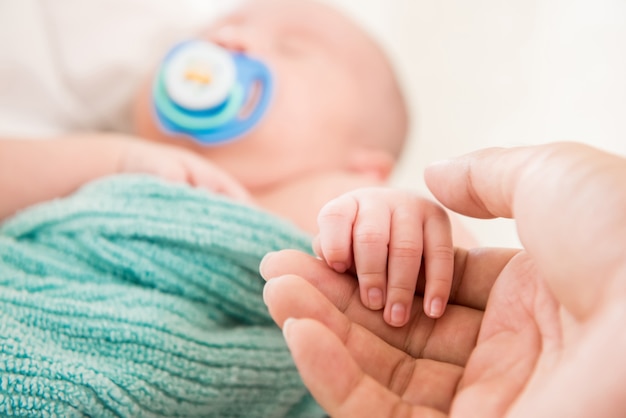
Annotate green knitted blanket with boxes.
[0,176,324,417]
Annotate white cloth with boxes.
[0,0,240,137]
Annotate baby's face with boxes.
[197,0,368,190]
[136,0,399,192]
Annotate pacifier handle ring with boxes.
[192,54,273,144]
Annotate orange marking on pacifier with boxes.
[184,67,212,85]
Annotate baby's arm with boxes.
[0,134,250,220]
[315,187,455,327]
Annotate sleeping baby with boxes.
[1,0,473,325]
[132,0,409,234]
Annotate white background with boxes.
[322,0,626,247]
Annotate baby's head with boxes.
[135,0,408,191]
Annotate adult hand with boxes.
[260,142,626,417]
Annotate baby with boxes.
[132,0,409,234]
[132,0,465,325]
[0,0,470,325]
[0,0,406,228]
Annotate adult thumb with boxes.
[424,142,626,320]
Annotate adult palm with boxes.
[261,143,626,417]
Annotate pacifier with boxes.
[152,40,273,145]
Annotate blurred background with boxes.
[321,0,626,247]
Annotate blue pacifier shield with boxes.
[153,40,273,145]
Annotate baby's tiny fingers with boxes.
[187,160,252,203]
[422,209,454,318]
[384,202,422,327]
[352,198,391,311]
[317,196,358,273]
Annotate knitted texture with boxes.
[0,176,324,417]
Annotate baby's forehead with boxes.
[234,0,334,21]
[221,0,360,43]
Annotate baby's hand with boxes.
[119,141,251,203]
[315,187,454,327]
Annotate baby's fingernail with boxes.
[429,297,444,318]
[332,262,347,273]
[367,288,384,310]
[390,303,406,326]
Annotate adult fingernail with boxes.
[368,288,384,310]
[262,279,275,305]
[429,297,444,318]
[283,317,296,340]
[259,251,276,278]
